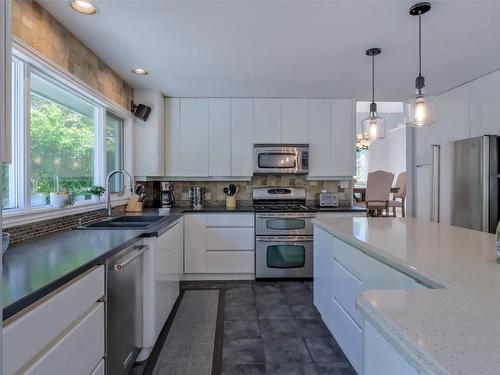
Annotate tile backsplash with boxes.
[142,176,352,208]
[5,205,126,244]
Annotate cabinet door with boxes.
[253,98,281,143]
[180,98,209,176]
[164,98,181,177]
[331,99,355,177]
[25,303,104,375]
[231,98,254,177]
[209,98,231,176]
[184,214,207,273]
[470,70,500,137]
[134,91,165,176]
[281,99,308,143]
[155,220,182,334]
[313,227,334,329]
[308,99,332,177]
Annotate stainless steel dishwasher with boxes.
[107,242,147,375]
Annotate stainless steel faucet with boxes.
[106,169,133,217]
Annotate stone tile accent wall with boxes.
[12,0,133,109]
[142,176,352,208]
[6,204,126,243]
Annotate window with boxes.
[30,72,97,206]
[355,149,368,186]
[106,111,124,193]
[2,50,127,213]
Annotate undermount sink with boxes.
[80,215,166,230]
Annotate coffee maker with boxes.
[160,182,175,208]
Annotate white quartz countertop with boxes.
[313,216,500,375]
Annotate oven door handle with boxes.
[256,236,313,242]
[256,214,316,219]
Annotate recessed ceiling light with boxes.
[69,0,98,15]
[132,68,148,76]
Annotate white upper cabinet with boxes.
[208,98,231,177]
[253,98,281,143]
[180,98,209,177]
[331,99,355,177]
[164,98,181,177]
[231,98,254,177]
[134,90,165,176]
[281,99,309,144]
[470,69,500,137]
[308,99,355,178]
[308,99,331,177]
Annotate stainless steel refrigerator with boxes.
[430,135,498,233]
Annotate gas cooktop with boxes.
[253,203,315,212]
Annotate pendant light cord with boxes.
[372,55,375,104]
[418,12,422,77]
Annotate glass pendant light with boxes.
[405,2,435,127]
[362,48,386,140]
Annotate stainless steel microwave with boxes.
[253,144,309,174]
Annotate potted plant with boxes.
[89,186,106,202]
[75,187,87,202]
[50,191,70,208]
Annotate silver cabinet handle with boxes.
[112,245,148,271]
[256,236,313,242]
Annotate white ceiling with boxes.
[37,0,500,100]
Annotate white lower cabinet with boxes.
[25,303,105,375]
[206,251,255,273]
[3,266,105,375]
[184,214,208,273]
[142,218,184,358]
[313,227,424,374]
[364,321,417,375]
[184,213,255,275]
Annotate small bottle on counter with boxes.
[496,220,500,263]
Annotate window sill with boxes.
[2,196,130,228]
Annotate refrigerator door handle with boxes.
[481,136,490,232]
[430,145,440,223]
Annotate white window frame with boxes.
[3,39,134,228]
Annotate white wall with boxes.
[369,126,406,176]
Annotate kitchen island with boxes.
[313,216,499,375]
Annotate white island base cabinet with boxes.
[313,226,425,374]
[364,321,418,375]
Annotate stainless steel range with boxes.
[253,187,315,278]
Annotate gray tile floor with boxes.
[182,280,356,375]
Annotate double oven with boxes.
[253,187,315,279]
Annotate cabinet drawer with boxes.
[331,237,416,289]
[206,213,254,227]
[3,265,105,375]
[25,303,104,375]
[91,359,105,375]
[330,297,363,375]
[206,251,254,273]
[206,227,254,250]
[331,257,364,328]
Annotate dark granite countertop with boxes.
[2,214,182,320]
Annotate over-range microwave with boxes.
[253,144,309,174]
